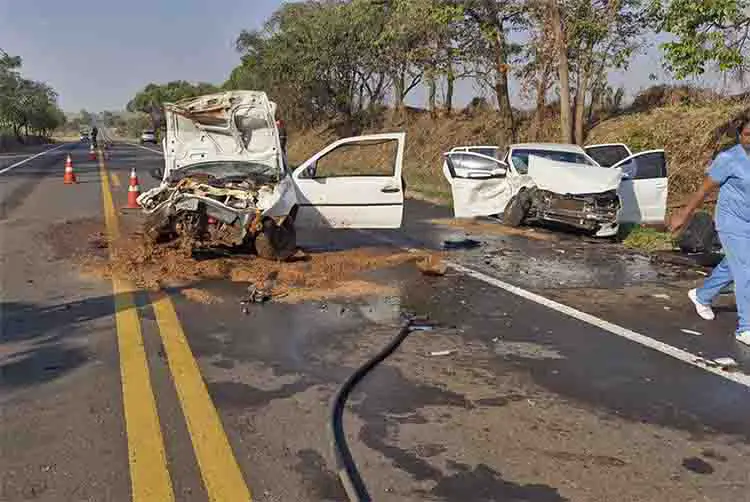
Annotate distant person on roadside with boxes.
[670,115,750,347]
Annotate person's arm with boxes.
[669,176,719,232]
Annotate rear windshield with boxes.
[511,148,596,174]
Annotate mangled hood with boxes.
[528,155,623,195]
[163,90,283,176]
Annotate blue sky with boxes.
[0,0,737,113]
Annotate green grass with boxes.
[620,224,675,252]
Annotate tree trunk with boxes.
[493,26,516,141]
[444,64,455,115]
[533,70,548,141]
[573,69,588,145]
[427,72,437,118]
[550,0,572,144]
[392,70,406,112]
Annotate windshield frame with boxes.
[510,147,598,174]
[169,160,281,183]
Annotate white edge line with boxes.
[368,233,750,389]
[0,143,69,175]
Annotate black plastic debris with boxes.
[442,238,481,250]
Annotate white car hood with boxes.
[528,155,623,195]
[164,90,282,175]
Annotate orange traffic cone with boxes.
[89,144,97,161]
[126,168,141,208]
[63,154,77,184]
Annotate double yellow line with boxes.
[98,152,252,501]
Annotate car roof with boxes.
[509,143,586,153]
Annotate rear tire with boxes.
[503,192,529,227]
[254,218,297,261]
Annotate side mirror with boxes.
[304,164,316,178]
[149,167,164,181]
[490,167,507,177]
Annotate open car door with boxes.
[611,150,668,223]
[444,152,513,218]
[584,143,633,167]
[292,133,405,228]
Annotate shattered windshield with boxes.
[171,161,279,183]
[511,148,597,174]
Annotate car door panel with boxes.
[292,133,405,228]
[612,150,668,223]
[445,152,513,218]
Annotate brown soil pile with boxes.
[81,230,439,302]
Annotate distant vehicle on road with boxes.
[442,142,668,237]
[79,132,89,142]
[139,130,157,144]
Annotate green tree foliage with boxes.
[0,49,65,137]
[653,0,750,78]
[127,81,219,130]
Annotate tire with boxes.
[503,192,529,227]
[254,218,297,261]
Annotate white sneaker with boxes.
[688,289,715,320]
[737,331,750,347]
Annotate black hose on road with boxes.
[330,319,430,502]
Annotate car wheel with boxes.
[503,192,530,227]
[255,218,297,261]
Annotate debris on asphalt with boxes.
[242,284,273,304]
[182,288,223,304]
[651,293,670,300]
[713,357,738,369]
[680,329,702,336]
[442,238,481,250]
[429,349,456,357]
[416,255,447,276]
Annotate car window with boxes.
[510,148,597,174]
[618,151,667,180]
[308,138,397,177]
[585,145,630,167]
[447,153,504,178]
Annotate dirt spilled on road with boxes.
[428,217,559,241]
[79,229,439,303]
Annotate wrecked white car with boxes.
[138,90,406,259]
[443,142,668,237]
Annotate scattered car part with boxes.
[442,238,481,250]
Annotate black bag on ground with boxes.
[677,211,720,253]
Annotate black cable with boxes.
[330,319,428,502]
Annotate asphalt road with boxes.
[1,141,749,502]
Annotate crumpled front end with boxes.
[529,189,621,235]
[137,174,296,247]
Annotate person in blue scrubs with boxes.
[670,116,750,346]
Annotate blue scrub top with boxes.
[707,144,750,237]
